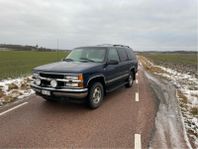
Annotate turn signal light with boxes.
[78,74,84,87]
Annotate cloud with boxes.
[0,0,197,50]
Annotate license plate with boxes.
[41,90,51,96]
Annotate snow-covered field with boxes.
[139,56,198,148]
[0,76,34,106]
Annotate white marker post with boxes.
[135,92,139,102]
[134,134,142,149]
[136,80,138,84]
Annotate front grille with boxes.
[39,73,65,88]
[35,72,80,89]
[41,80,65,88]
[40,73,64,79]
[41,80,50,87]
[58,81,65,87]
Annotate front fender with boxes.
[84,74,106,87]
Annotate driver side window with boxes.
[108,48,120,62]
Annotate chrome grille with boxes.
[40,73,64,79]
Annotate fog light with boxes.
[51,80,57,88]
[35,79,41,86]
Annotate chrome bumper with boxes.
[31,83,88,99]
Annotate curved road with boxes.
[0,68,157,148]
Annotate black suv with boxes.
[31,44,138,109]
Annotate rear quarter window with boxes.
[117,48,128,61]
[126,48,136,60]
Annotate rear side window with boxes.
[108,48,120,62]
[117,48,128,61]
[126,48,136,60]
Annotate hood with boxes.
[33,61,103,73]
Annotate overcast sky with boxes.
[0,0,197,51]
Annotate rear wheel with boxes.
[125,72,134,88]
[88,82,104,109]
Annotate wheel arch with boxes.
[130,67,136,80]
[87,75,106,94]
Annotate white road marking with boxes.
[136,80,138,84]
[136,73,138,76]
[135,92,139,102]
[134,134,142,149]
[0,102,28,116]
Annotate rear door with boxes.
[126,48,138,72]
[116,48,130,82]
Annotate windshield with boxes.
[65,47,106,63]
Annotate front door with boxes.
[105,47,122,90]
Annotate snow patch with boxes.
[0,76,34,106]
[141,56,198,148]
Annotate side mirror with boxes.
[107,60,119,65]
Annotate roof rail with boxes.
[97,44,130,48]
[97,44,113,46]
[113,44,130,48]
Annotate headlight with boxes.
[65,74,84,88]
[51,80,57,88]
[66,83,79,87]
[35,78,41,85]
[33,72,39,79]
[65,76,78,80]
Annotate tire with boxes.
[125,72,134,88]
[88,82,104,109]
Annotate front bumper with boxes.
[31,83,88,99]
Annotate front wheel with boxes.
[88,82,104,109]
[125,72,134,88]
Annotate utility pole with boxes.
[57,39,59,61]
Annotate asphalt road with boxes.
[0,68,158,148]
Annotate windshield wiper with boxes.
[79,58,95,62]
[63,58,74,62]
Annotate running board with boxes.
[106,82,128,93]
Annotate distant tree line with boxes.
[0,44,70,52]
[137,51,197,54]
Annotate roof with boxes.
[75,44,131,49]
[97,44,130,48]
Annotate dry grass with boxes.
[139,56,166,74]
[190,106,198,116]
[0,89,5,98]
[188,129,198,138]
[150,66,166,74]
[11,89,23,95]
[0,77,32,105]
[20,80,30,90]
[8,83,18,91]
[177,90,188,104]
[1,90,22,103]
[20,83,30,90]
[177,92,188,114]
[3,95,16,103]
[139,56,174,82]
[177,90,198,115]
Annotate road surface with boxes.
[0,67,172,148]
